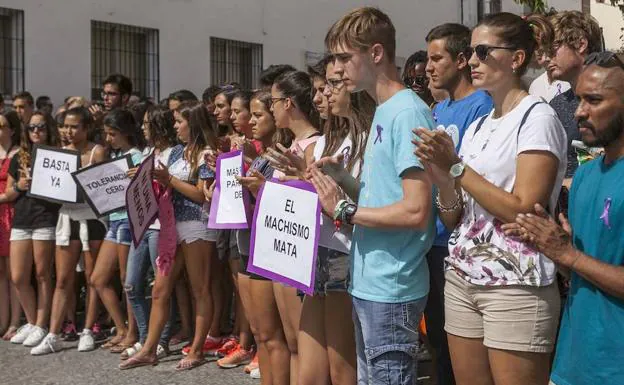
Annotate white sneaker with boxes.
[156,344,168,359]
[30,333,61,355]
[23,326,47,347]
[10,323,34,344]
[77,329,95,352]
[250,367,261,379]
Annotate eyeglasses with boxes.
[27,123,47,132]
[325,78,346,92]
[584,51,624,69]
[101,91,120,99]
[270,97,287,107]
[403,75,428,88]
[469,44,516,61]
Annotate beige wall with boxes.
[591,1,624,51]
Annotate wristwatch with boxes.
[449,160,466,179]
[342,203,358,225]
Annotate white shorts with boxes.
[176,221,218,245]
[10,227,56,241]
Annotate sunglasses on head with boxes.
[468,44,516,61]
[27,123,47,132]
[584,51,624,69]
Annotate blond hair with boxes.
[325,7,396,62]
[550,11,602,55]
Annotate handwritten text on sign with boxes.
[126,154,159,247]
[29,145,80,203]
[208,150,250,229]
[248,180,320,295]
[72,155,132,217]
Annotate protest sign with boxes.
[248,179,320,295]
[72,155,132,217]
[28,145,81,203]
[126,153,159,247]
[208,150,251,229]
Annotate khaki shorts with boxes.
[444,270,560,353]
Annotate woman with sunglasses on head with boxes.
[121,101,218,371]
[236,90,294,383]
[6,111,61,348]
[414,13,567,385]
[30,107,108,355]
[301,57,374,385]
[0,111,23,341]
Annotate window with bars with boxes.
[0,7,24,102]
[478,0,502,21]
[91,20,159,100]
[210,37,263,89]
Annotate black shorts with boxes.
[240,253,270,281]
[69,219,107,241]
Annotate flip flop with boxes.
[175,357,206,371]
[110,342,136,354]
[101,335,125,349]
[169,333,189,345]
[118,355,158,370]
[2,326,18,341]
[120,342,143,360]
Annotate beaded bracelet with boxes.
[435,190,462,213]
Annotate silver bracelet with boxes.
[435,190,462,213]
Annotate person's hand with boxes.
[203,180,216,201]
[413,128,460,173]
[152,161,171,186]
[309,167,345,218]
[306,154,347,183]
[88,104,105,125]
[265,144,306,177]
[204,152,217,173]
[237,169,266,197]
[126,167,138,179]
[217,136,232,153]
[17,168,31,191]
[422,161,454,189]
[239,140,260,162]
[501,204,577,267]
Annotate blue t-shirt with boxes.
[109,147,143,222]
[350,89,436,303]
[431,90,493,247]
[551,155,624,385]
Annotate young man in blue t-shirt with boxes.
[509,55,624,385]
[310,7,435,384]
[421,23,493,385]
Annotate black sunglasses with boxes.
[27,123,47,132]
[469,44,516,61]
[403,75,428,88]
[584,51,624,69]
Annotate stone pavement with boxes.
[0,340,257,385]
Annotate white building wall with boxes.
[0,0,462,106]
[591,1,624,51]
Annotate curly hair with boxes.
[146,105,178,149]
[550,11,602,55]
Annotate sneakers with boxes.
[216,337,239,358]
[31,333,61,356]
[78,329,95,352]
[249,367,261,379]
[10,323,34,344]
[61,321,78,342]
[23,326,47,347]
[182,336,223,356]
[91,323,107,342]
[244,353,259,374]
[156,344,168,359]
[217,345,253,369]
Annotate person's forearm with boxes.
[338,174,360,202]
[170,177,206,204]
[351,199,430,231]
[436,180,463,230]
[564,249,624,300]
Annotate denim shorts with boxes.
[104,219,132,245]
[313,246,350,296]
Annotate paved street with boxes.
[0,340,257,385]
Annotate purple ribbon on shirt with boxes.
[374,124,383,144]
[600,197,612,229]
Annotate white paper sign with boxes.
[72,155,132,217]
[29,145,80,203]
[208,150,250,229]
[248,180,320,294]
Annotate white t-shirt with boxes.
[447,95,567,286]
[143,146,174,231]
[313,135,361,254]
[529,72,571,103]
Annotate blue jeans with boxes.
[352,296,427,385]
[124,229,173,345]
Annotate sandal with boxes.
[118,354,158,370]
[2,326,18,341]
[120,342,142,360]
[101,335,125,349]
[110,341,136,354]
[169,333,189,346]
[175,357,206,371]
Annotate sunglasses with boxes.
[27,123,47,132]
[468,44,516,61]
[584,52,624,69]
[403,75,428,88]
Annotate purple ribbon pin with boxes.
[374,124,383,144]
[600,197,612,229]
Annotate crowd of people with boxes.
[0,6,622,385]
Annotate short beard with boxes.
[580,111,624,148]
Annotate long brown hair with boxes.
[175,101,217,178]
[18,110,59,170]
[251,90,293,149]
